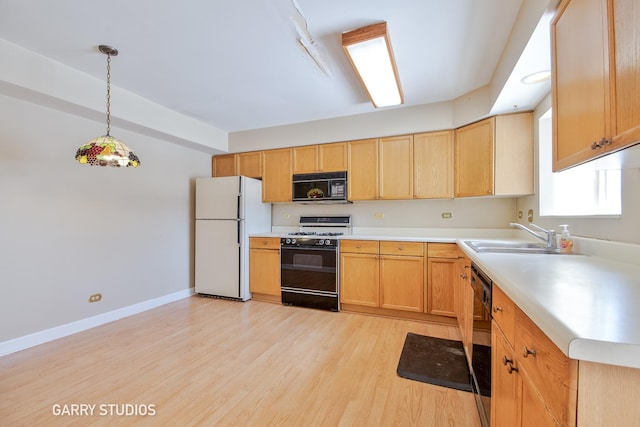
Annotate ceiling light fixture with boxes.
[75,45,140,168]
[342,22,403,108]
[521,70,551,85]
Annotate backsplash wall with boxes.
[272,197,517,229]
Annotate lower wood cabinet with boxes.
[249,237,281,300]
[340,240,424,313]
[427,243,463,317]
[379,241,424,312]
[491,284,577,427]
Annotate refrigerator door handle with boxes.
[237,220,241,245]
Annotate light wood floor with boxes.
[0,297,481,426]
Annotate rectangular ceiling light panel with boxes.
[342,22,403,108]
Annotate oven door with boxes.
[280,246,337,293]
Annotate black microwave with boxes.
[292,171,349,203]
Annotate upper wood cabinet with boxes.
[237,151,262,178]
[413,131,454,199]
[262,148,292,202]
[212,154,236,177]
[293,145,319,174]
[293,142,348,174]
[552,0,640,171]
[348,139,379,201]
[454,112,533,197]
[379,135,414,200]
[319,142,348,172]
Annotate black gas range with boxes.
[280,216,351,311]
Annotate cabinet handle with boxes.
[502,356,518,374]
[523,345,537,358]
[356,244,362,248]
[398,246,404,251]
[460,273,468,280]
[493,306,503,313]
[591,137,612,150]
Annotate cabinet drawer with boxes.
[515,309,577,426]
[379,241,424,256]
[492,285,516,346]
[427,243,461,258]
[249,237,281,250]
[340,240,379,254]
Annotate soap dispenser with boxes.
[559,224,573,254]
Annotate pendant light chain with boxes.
[75,45,140,168]
[105,52,112,136]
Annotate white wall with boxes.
[272,198,517,230]
[515,94,640,244]
[0,94,211,342]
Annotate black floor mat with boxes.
[397,333,472,392]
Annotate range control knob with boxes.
[291,238,296,244]
[285,238,291,244]
[318,240,325,245]
[325,239,332,245]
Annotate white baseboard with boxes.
[0,288,195,357]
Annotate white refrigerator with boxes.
[195,176,272,300]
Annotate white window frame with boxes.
[538,109,621,218]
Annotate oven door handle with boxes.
[280,246,337,252]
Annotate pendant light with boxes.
[75,45,140,168]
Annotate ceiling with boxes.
[0,0,552,133]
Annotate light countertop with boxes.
[458,241,640,370]
[250,228,640,369]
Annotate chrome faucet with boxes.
[509,223,557,249]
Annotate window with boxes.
[539,109,621,216]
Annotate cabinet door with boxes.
[237,151,262,178]
[340,253,379,307]
[454,117,495,197]
[380,255,423,312]
[262,148,293,202]
[293,145,319,174]
[347,139,379,200]
[212,154,237,177]
[249,248,281,296]
[413,131,453,199]
[521,374,560,427]
[491,325,520,427]
[427,257,457,317]
[495,113,534,196]
[319,142,348,172]
[379,135,413,200]
[610,0,640,150]
[552,0,610,171]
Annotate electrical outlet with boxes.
[441,212,452,219]
[88,293,102,303]
[527,209,534,223]
[374,212,384,219]
[518,210,523,219]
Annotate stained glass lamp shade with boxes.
[76,136,140,167]
[75,45,140,168]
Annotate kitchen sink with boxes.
[464,240,562,254]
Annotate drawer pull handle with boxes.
[398,246,404,250]
[523,346,537,358]
[502,356,518,374]
[356,244,362,248]
[493,306,503,313]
